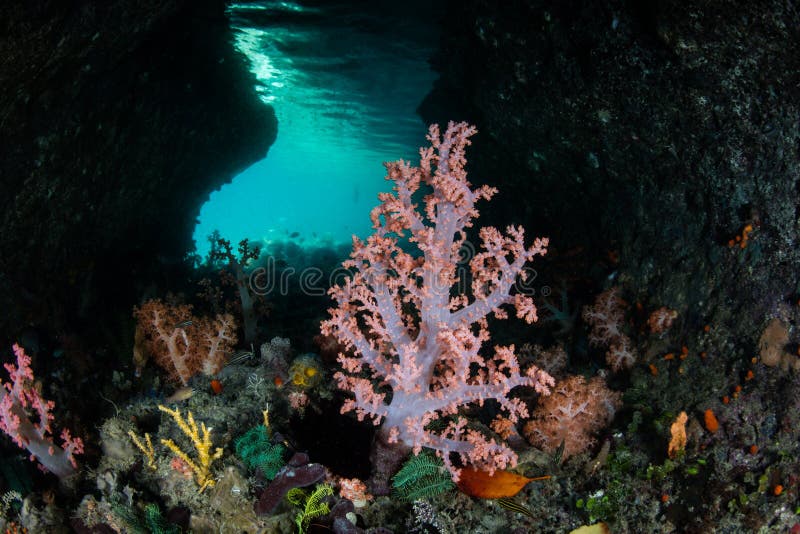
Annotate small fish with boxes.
[210,379,223,395]
[227,346,254,366]
[165,387,194,403]
[174,320,193,330]
[496,497,535,518]
[289,232,300,238]
[553,439,566,465]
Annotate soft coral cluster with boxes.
[522,375,621,459]
[321,122,554,482]
[0,344,84,479]
[582,287,637,371]
[134,299,237,385]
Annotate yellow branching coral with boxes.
[128,430,157,470]
[158,405,223,492]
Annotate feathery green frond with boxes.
[109,500,180,534]
[293,483,333,534]
[392,451,455,502]
[235,425,286,480]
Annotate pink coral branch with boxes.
[0,344,84,479]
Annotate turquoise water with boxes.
[193,1,439,257]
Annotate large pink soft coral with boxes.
[321,122,553,486]
[0,344,84,479]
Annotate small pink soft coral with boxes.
[606,336,637,372]
[582,287,625,346]
[647,306,678,335]
[0,344,84,479]
[582,287,637,371]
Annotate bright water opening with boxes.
[193,1,440,257]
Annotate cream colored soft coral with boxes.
[134,299,237,385]
[523,375,621,459]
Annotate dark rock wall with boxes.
[0,1,277,342]
[2,0,797,350]
[421,0,800,336]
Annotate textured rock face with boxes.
[421,0,800,336]
[0,1,276,339]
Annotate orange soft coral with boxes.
[523,375,621,459]
[647,306,678,335]
[667,411,688,458]
[134,299,237,385]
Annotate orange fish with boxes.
[210,379,223,395]
[456,467,550,499]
